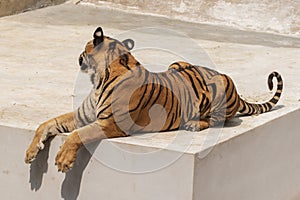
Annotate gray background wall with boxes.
[0,0,67,17]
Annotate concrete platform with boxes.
[0,1,300,199]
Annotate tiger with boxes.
[25,27,283,172]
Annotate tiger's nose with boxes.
[79,57,83,66]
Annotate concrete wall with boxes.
[0,0,67,17]
[193,109,300,200]
[0,125,195,200]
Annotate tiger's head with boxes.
[78,27,134,85]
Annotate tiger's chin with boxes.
[90,74,95,85]
[81,68,96,85]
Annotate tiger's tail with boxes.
[238,71,283,115]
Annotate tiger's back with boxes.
[105,55,282,133]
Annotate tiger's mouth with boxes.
[80,63,89,73]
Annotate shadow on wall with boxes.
[61,141,100,200]
[29,137,53,191]
[29,138,100,200]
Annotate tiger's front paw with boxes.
[55,139,79,173]
[25,143,40,164]
[25,123,49,164]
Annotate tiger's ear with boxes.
[93,27,104,46]
[122,39,135,50]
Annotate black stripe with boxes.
[61,124,68,133]
[171,73,192,118]
[261,103,267,112]
[194,66,206,77]
[77,108,85,124]
[203,66,218,77]
[129,84,148,113]
[224,75,230,94]
[165,113,177,131]
[227,97,238,112]
[247,103,253,114]
[274,92,281,97]
[171,62,183,71]
[119,54,131,70]
[113,73,135,91]
[161,73,174,92]
[239,101,246,113]
[159,77,169,107]
[89,95,95,110]
[181,69,199,99]
[201,96,210,113]
[80,101,89,123]
[101,76,119,94]
[198,93,205,111]
[137,64,142,76]
[266,103,272,110]
[184,84,193,120]
[151,78,163,106]
[277,84,283,90]
[209,83,217,100]
[55,127,62,133]
[226,87,236,109]
[143,83,156,108]
[129,69,149,112]
[174,100,181,122]
[192,69,207,91]
[98,87,115,108]
[258,104,263,113]
[270,98,278,104]
[162,74,179,124]
[97,74,131,106]
[108,41,117,52]
[97,103,112,118]
[96,78,102,90]
[104,68,110,83]
[164,74,179,120]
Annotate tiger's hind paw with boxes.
[184,121,200,131]
[184,120,210,132]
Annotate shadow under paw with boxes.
[61,140,100,200]
[29,137,53,191]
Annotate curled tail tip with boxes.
[268,71,282,91]
[267,71,283,109]
[239,71,283,115]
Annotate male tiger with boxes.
[25,27,283,172]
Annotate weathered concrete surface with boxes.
[0,2,299,199]
[83,0,300,36]
[0,0,67,17]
